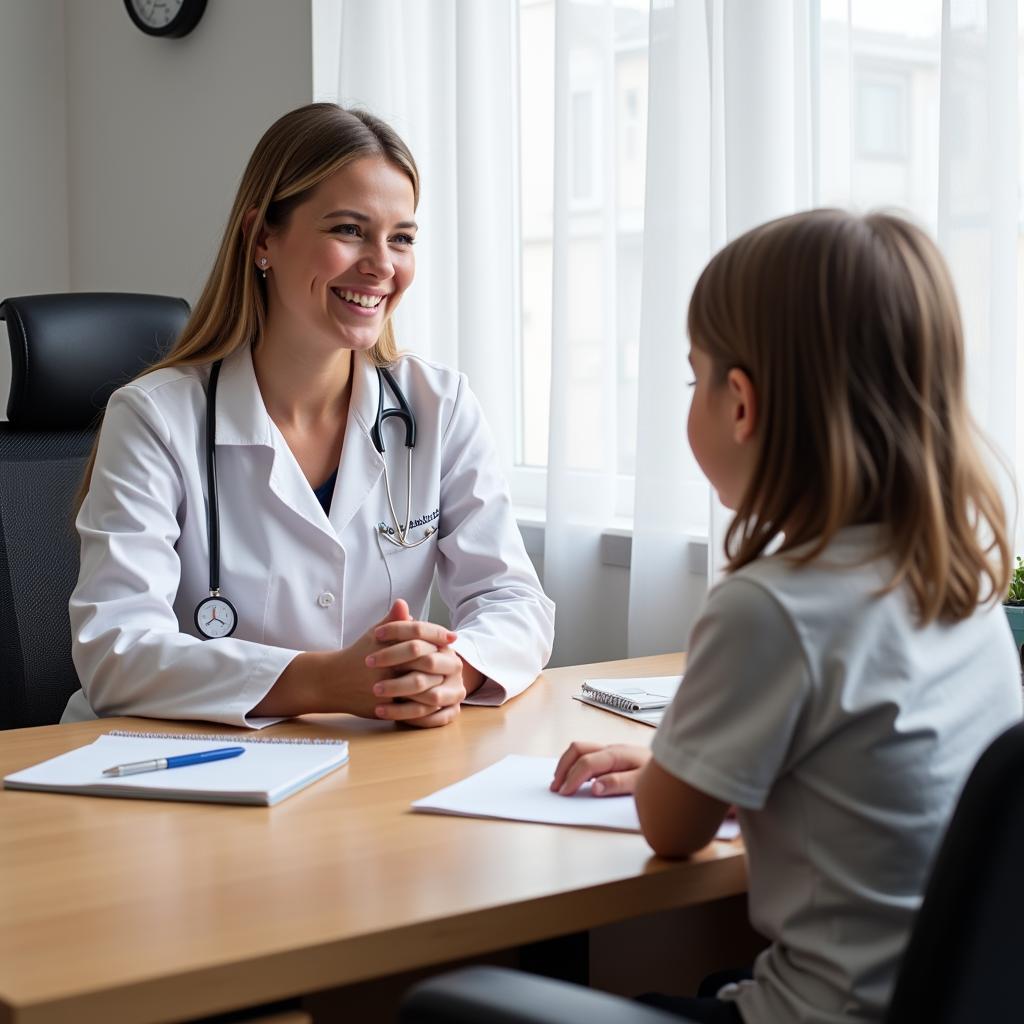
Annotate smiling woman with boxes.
[64,103,555,731]
[252,157,417,363]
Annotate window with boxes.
[856,76,909,159]
[570,90,597,204]
[517,0,649,500]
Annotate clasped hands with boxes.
[352,598,470,728]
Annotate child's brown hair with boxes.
[688,208,1011,623]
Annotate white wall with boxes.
[64,0,313,300]
[1,0,313,417]
[0,0,70,413]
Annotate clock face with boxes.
[130,0,185,29]
[195,596,238,640]
[124,0,206,38]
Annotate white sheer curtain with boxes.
[314,0,1023,667]
[542,0,630,665]
[630,0,817,658]
[551,0,1022,662]
[935,0,1020,540]
[545,0,819,663]
[313,0,521,470]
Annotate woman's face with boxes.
[259,156,417,354]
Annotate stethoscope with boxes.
[372,366,437,550]
[194,360,435,641]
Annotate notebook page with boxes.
[580,676,683,709]
[4,734,348,805]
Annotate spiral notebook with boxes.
[573,675,683,727]
[3,731,349,807]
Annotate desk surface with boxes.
[0,653,746,1024]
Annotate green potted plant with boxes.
[1006,556,1024,670]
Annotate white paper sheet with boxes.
[4,734,349,806]
[412,754,740,839]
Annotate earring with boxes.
[257,257,268,280]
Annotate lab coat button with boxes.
[317,591,335,608]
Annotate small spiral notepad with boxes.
[3,731,349,806]
[574,675,683,726]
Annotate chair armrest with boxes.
[399,966,694,1024]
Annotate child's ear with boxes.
[726,367,757,444]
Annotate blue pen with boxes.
[101,746,245,777]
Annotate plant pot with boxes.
[1004,603,1024,671]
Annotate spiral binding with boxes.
[106,729,346,746]
[581,686,643,712]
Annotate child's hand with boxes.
[550,741,651,797]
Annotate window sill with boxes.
[515,508,709,572]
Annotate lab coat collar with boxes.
[213,344,386,543]
[214,343,382,451]
[328,351,386,538]
[214,344,275,448]
[349,349,382,439]
[213,345,330,542]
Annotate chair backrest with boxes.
[0,293,189,729]
[885,719,1024,1023]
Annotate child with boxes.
[551,209,1022,1023]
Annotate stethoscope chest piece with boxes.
[377,520,437,547]
[195,593,238,639]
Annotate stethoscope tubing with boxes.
[206,360,224,595]
[374,366,435,549]
[372,366,416,450]
[380,446,435,548]
[203,359,435,607]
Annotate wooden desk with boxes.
[0,654,747,1024]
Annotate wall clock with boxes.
[123,0,207,39]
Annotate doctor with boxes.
[63,103,555,729]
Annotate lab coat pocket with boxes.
[376,526,438,612]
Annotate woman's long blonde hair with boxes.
[688,208,1012,624]
[77,103,419,505]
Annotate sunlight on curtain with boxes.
[541,0,643,664]
[819,0,1021,548]
[705,0,817,586]
[313,0,1024,667]
[626,0,717,658]
[531,0,1024,660]
[936,0,1020,548]
[312,0,520,472]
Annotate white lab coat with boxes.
[63,345,554,728]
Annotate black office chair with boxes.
[0,293,189,729]
[399,966,687,1024]
[884,717,1024,1022]
[399,720,1024,1024]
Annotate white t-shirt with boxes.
[651,525,1022,1024]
